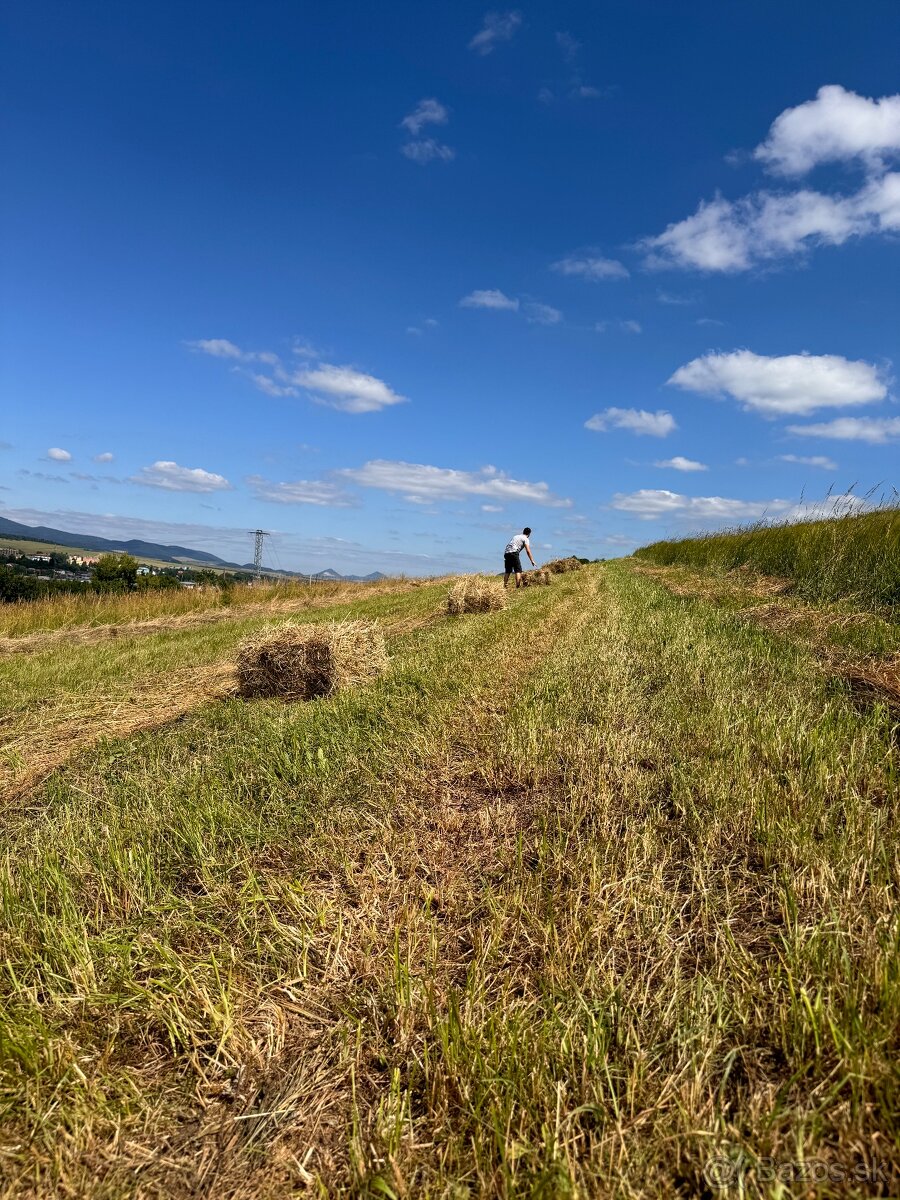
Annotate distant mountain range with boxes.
[0,516,386,583]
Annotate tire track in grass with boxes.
[123,573,599,1199]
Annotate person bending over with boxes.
[503,527,535,588]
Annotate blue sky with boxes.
[3,0,899,574]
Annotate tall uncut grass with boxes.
[635,501,900,609]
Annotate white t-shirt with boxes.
[505,533,530,555]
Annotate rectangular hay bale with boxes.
[237,619,387,701]
[447,577,507,614]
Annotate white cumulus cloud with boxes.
[585,408,676,437]
[654,456,708,471]
[93,452,114,463]
[754,85,900,176]
[641,86,900,273]
[551,255,629,280]
[47,447,72,462]
[131,461,232,493]
[460,289,520,311]
[293,364,407,414]
[337,459,571,507]
[786,416,900,443]
[668,350,888,416]
[469,10,522,55]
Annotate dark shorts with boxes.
[504,551,523,574]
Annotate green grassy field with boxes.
[635,507,900,609]
[1,565,898,1197]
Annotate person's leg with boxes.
[514,570,523,588]
[503,570,511,588]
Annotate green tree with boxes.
[93,553,138,591]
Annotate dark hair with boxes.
[523,527,532,535]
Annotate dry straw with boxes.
[519,569,552,587]
[447,577,507,615]
[237,619,388,701]
[546,556,582,574]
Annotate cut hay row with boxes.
[446,577,507,615]
[0,578,425,657]
[1,661,240,806]
[237,620,388,701]
[1,614,430,804]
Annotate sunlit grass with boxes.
[635,504,900,609]
[0,565,897,1196]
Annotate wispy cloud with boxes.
[786,416,900,443]
[247,476,356,506]
[552,254,629,280]
[668,350,888,416]
[460,289,520,311]
[337,459,571,507]
[778,454,838,469]
[400,98,449,136]
[524,301,562,325]
[18,469,69,483]
[401,138,455,164]
[555,31,580,61]
[93,451,114,463]
[406,318,439,336]
[131,461,233,493]
[654,456,708,471]
[595,319,642,334]
[469,10,522,55]
[189,337,407,414]
[657,289,696,305]
[399,98,454,163]
[612,488,792,521]
[186,338,278,365]
[0,504,473,575]
[585,408,675,437]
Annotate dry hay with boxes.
[446,577,507,615]
[838,655,900,716]
[1,662,240,805]
[546,556,582,575]
[236,619,388,701]
[519,569,551,587]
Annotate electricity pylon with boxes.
[250,530,269,580]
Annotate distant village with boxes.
[0,543,259,602]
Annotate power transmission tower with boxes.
[250,530,269,580]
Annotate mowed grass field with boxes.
[1,564,898,1197]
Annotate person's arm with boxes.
[525,539,536,566]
